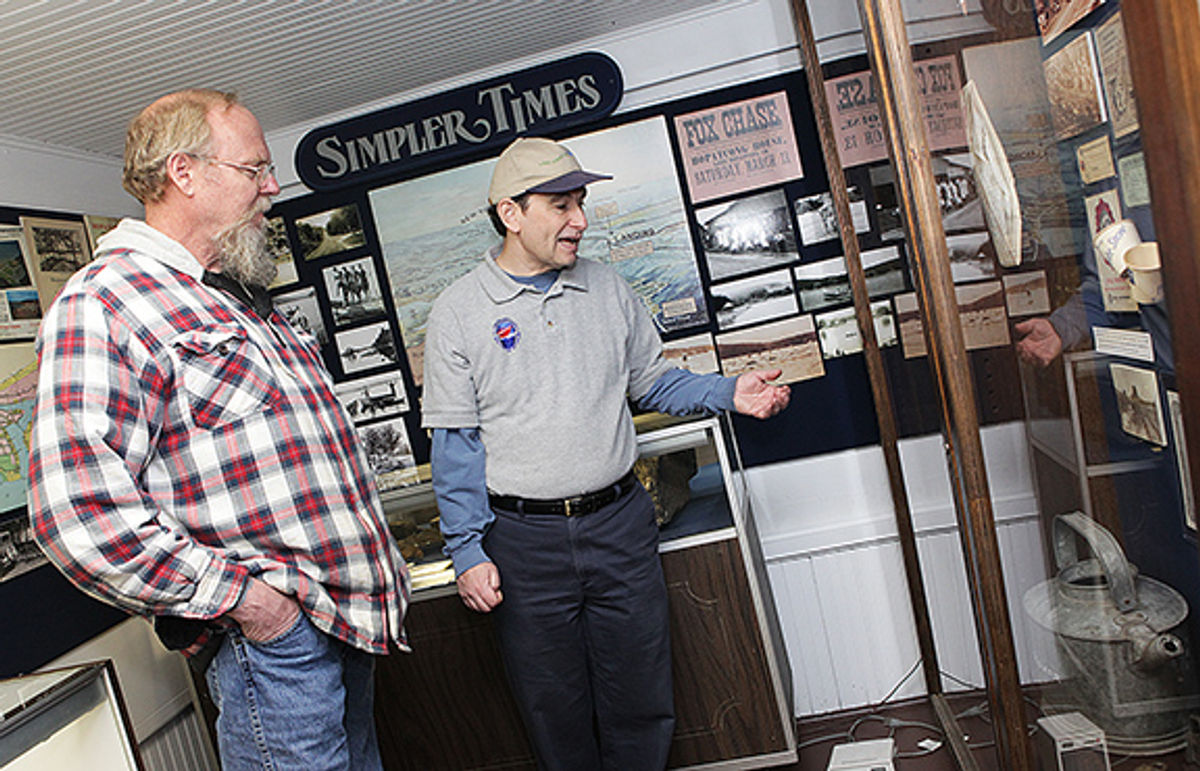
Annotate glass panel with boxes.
[883,0,1198,763]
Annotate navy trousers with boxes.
[485,483,675,771]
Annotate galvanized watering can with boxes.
[1023,511,1200,755]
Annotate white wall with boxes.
[0,134,136,216]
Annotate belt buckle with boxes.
[564,495,584,517]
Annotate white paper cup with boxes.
[1093,219,1141,275]
[1124,242,1164,304]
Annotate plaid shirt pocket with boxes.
[173,325,283,429]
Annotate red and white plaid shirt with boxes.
[29,219,409,654]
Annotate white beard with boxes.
[214,205,276,288]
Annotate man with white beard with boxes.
[28,89,409,771]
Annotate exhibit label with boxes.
[825,55,966,168]
[295,52,623,192]
[673,91,804,203]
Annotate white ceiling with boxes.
[0,0,732,161]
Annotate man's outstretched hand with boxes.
[733,369,791,419]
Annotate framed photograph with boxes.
[322,256,386,327]
[793,187,869,246]
[1043,33,1107,141]
[20,216,91,308]
[266,216,298,288]
[1002,271,1052,317]
[894,292,927,359]
[955,280,1011,351]
[274,286,328,345]
[1110,363,1166,446]
[662,333,719,375]
[696,189,799,282]
[294,203,366,261]
[335,370,410,424]
[716,315,824,384]
[335,321,399,375]
[82,214,120,254]
[0,226,42,339]
[356,417,419,492]
[710,268,798,331]
[1035,0,1105,45]
[945,231,997,283]
[815,300,896,359]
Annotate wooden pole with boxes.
[853,0,1032,767]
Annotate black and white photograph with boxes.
[356,417,419,492]
[932,153,986,233]
[275,286,328,345]
[336,321,399,375]
[869,165,905,241]
[266,216,298,288]
[710,268,799,331]
[792,245,907,314]
[335,370,410,424]
[295,203,366,261]
[695,189,800,282]
[662,333,719,375]
[946,231,997,283]
[893,292,927,359]
[1002,271,1052,317]
[716,314,824,384]
[21,215,92,309]
[793,186,869,246]
[322,256,386,327]
[956,280,1011,351]
[0,513,48,584]
[1110,363,1166,446]
[815,300,897,359]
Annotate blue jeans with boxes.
[486,483,675,771]
[205,613,382,771]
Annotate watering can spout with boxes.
[1126,622,1185,672]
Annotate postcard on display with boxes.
[266,216,298,288]
[1044,34,1107,141]
[1118,152,1151,208]
[294,204,366,261]
[1110,362,1166,446]
[673,91,804,204]
[1036,0,1105,46]
[715,314,824,384]
[82,214,120,254]
[1076,135,1116,184]
[815,300,897,360]
[371,116,709,384]
[1096,12,1139,138]
[894,292,927,359]
[793,187,869,246]
[946,231,998,284]
[962,42,1075,260]
[955,280,1011,350]
[1083,189,1136,312]
[825,56,966,169]
[274,286,328,346]
[696,189,799,282]
[335,321,399,375]
[0,227,44,339]
[711,268,798,331]
[1002,271,1052,316]
[20,216,91,309]
[663,333,719,375]
[356,416,420,491]
[1167,391,1196,531]
[933,152,986,233]
[335,370,410,425]
[322,256,386,328]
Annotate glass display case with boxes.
[1,661,142,770]
[372,414,796,770]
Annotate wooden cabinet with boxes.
[375,417,796,770]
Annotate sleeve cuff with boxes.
[449,541,491,577]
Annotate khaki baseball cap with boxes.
[487,137,612,205]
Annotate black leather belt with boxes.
[488,470,637,517]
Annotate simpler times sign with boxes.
[295,52,623,192]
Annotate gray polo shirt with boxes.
[422,249,671,499]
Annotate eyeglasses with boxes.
[185,153,276,187]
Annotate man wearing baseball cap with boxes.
[421,136,790,770]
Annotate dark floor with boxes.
[779,692,1196,769]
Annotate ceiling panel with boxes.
[0,0,731,159]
